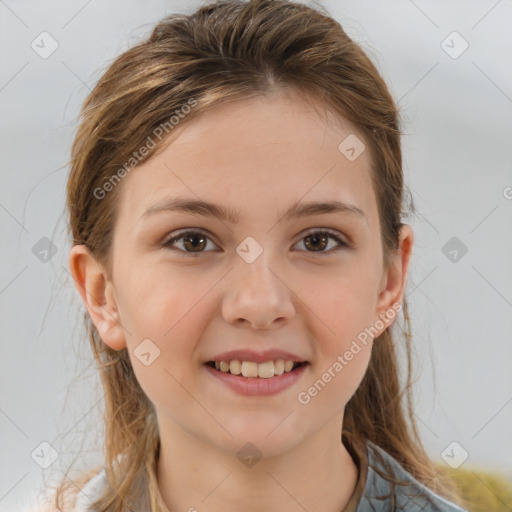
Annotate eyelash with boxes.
[161,229,349,256]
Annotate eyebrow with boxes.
[141,197,366,224]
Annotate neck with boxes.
[155,412,359,512]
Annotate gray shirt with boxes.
[348,440,468,511]
[72,440,469,512]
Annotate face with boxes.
[72,88,411,458]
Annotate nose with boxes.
[221,252,296,329]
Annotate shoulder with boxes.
[358,440,468,512]
[21,466,107,512]
[71,466,108,512]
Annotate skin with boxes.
[69,88,413,512]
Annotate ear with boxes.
[68,244,127,350]
[374,224,414,332]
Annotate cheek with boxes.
[116,268,214,382]
[304,264,381,344]
[298,269,377,400]
[299,345,372,414]
[123,295,213,416]
[118,262,209,338]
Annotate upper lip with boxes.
[207,349,308,364]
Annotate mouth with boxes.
[204,360,309,379]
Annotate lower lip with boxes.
[204,363,310,396]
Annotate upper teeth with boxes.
[214,360,297,378]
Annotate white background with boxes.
[1,0,511,510]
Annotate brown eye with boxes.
[163,231,216,253]
[296,230,348,254]
[304,232,329,252]
[182,233,207,252]
[162,229,348,256]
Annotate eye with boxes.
[162,230,218,255]
[162,229,348,255]
[293,229,348,254]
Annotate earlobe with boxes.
[374,225,414,331]
[68,245,127,351]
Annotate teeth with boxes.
[257,361,274,378]
[229,360,241,375]
[274,360,285,375]
[241,361,258,378]
[213,359,302,378]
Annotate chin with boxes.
[213,418,305,457]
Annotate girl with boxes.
[54,0,470,510]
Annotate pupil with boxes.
[185,234,206,251]
[305,233,327,251]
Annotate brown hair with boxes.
[55,0,467,510]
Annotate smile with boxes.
[206,359,305,378]
[203,361,310,396]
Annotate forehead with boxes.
[115,89,377,227]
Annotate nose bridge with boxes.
[236,236,282,294]
[222,235,295,328]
